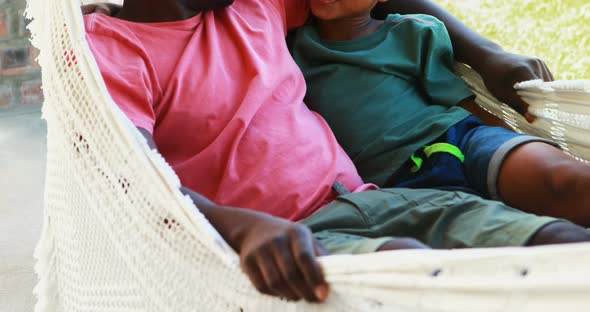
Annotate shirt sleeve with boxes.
[86,32,157,133]
[276,0,310,30]
[418,16,474,107]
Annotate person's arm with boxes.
[374,1,500,72]
[82,6,329,300]
[373,0,553,121]
[138,128,329,303]
[81,2,121,15]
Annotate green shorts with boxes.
[301,188,559,254]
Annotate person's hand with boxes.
[178,187,329,302]
[81,2,122,16]
[475,50,554,122]
[233,213,330,302]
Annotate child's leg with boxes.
[498,141,590,226]
[377,238,430,251]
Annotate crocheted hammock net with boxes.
[28,0,590,311]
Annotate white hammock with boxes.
[28,0,590,311]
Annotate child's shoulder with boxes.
[386,14,446,33]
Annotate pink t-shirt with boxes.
[84,0,375,221]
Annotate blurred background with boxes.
[440,0,590,80]
[0,0,587,311]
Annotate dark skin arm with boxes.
[85,1,550,120]
[373,0,554,121]
[138,128,329,303]
[81,2,120,15]
[82,3,330,302]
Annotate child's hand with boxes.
[81,3,122,16]
[475,50,554,123]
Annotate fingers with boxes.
[291,228,329,302]
[500,90,536,123]
[490,63,536,118]
[505,60,551,121]
[523,58,550,121]
[520,57,553,81]
[271,237,315,302]
[242,249,301,300]
[240,226,329,303]
[533,58,554,82]
[241,256,275,297]
[259,248,301,301]
[500,89,530,117]
[522,57,554,82]
[480,52,554,123]
[541,63,555,81]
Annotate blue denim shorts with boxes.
[385,116,557,200]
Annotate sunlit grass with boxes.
[438,0,590,79]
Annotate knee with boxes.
[536,160,590,225]
[528,222,590,246]
[544,161,581,201]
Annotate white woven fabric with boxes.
[456,64,590,162]
[28,1,590,311]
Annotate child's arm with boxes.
[373,0,553,121]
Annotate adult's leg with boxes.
[498,142,590,227]
[302,188,579,251]
[300,195,431,255]
[528,221,590,246]
[305,231,428,255]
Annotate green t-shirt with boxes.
[292,14,473,186]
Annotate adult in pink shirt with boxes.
[85,0,367,302]
[81,0,586,303]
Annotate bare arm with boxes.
[373,0,554,120]
[374,0,499,68]
[137,128,329,302]
[81,3,328,302]
[81,2,121,15]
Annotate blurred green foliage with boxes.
[438,0,590,79]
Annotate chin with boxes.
[311,13,339,22]
[310,8,341,21]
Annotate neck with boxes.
[316,15,383,41]
[117,0,199,23]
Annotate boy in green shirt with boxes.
[292,0,590,226]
